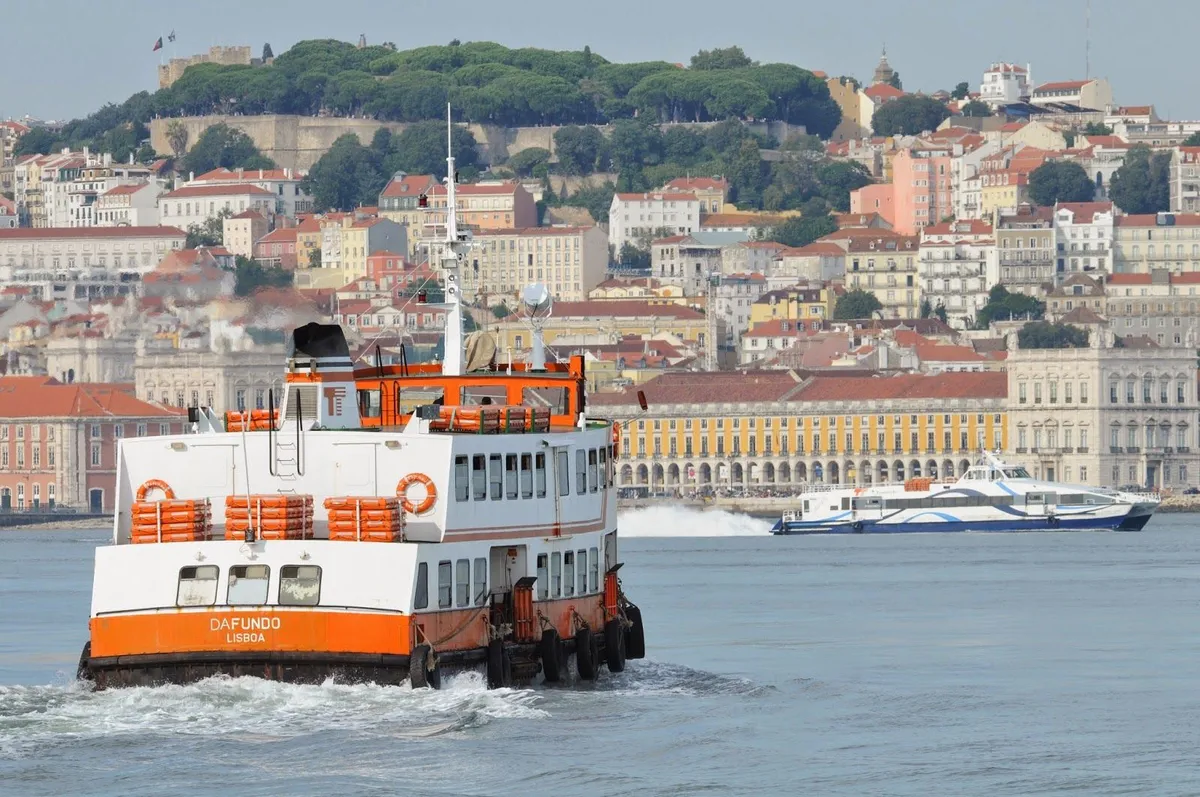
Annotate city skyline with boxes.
[2,0,1195,122]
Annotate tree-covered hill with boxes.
[17,41,840,162]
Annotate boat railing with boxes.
[796,482,849,495]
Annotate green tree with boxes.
[556,181,616,223]
[386,120,478,178]
[608,118,664,170]
[975,285,1045,328]
[887,71,902,90]
[618,242,651,269]
[262,43,274,61]
[951,82,970,100]
[302,134,385,211]
[554,125,607,174]
[1028,160,1096,206]
[1083,122,1113,136]
[871,95,951,136]
[1017,321,1089,349]
[934,304,948,324]
[491,302,511,319]
[726,138,768,207]
[181,123,275,175]
[1184,132,1200,147]
[307,248,322,268]
[1109,144,1171,215]
[507,147,551,177]
[690,46,754,70]
[960,99,992,117]
[12,127,61,157]
[769,213,837,248]
[816,161,872,211]
[834,288,883,320]
[229,255,294,297]
[185,209,233,249]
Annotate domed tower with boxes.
[872,47,895,86]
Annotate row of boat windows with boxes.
[537,549,600,600]
[175,565,321,607]
[409,548,602,611]
[452,446,611,503]
[414,559,488,610]
[837,493,1114,511]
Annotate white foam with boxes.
[617,505,772,537]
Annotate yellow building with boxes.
[662,177,729,215]
[590,370,1009,490]
[749,284,836,327]
[488,300,707,352]
[294,217,322,269]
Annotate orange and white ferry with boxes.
[77,119,644,690]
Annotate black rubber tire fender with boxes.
[486,638,510,689]
[408,644,440,689]
[540,629,564,682]
[575,627,598,680]
[604,618,626,673]
[624,605,646,660]
[76,641,91,682]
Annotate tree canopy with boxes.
[181,123,276,175]
[1017,321,1089,349]
[833,288,883,320]
[975,285,1045,328]
[959,99,992,118]
[229,255,294,297]
[951,82,970,100]
[769,211,838,248]
[1184,131,1200,147]
[1109,144,1171,215]
[1028,160,1096,206]
[871,95,951,136]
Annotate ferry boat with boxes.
[770,452,1160,534]
[77,116,644,690]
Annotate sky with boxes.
[1,0,1194,122]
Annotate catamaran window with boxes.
[551,552,562,597]
[599,447,608,488]
[520,453,533,498]
[576,450,587,494]
[577,549,588,595]
[557,450,569,496]
[461,386,505,405]
[563,552,575,597]
[589,547,600,593]
[455,559,470,607]
[535,452,547,497]
[357,389,381,419]
[474,558,488,606]
[505,454,518,499]
[1003,467,1030,478]
[438,561,452,608]
[397,385,444,416]
[454,456,469,502]
[228,565,270,605]
[488,454,503,500]
[472,454,487,500]
[588,449,598,492]
[414,563,429,610]
[280,565,322,606]
[536,554,549,600]
[176,565,219,607]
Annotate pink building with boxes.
[849,184,896,227]
[889,146,953,235]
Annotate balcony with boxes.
[1127,447,1141,454]
[1077,447,1089,454]
[1015,447,1028,453]
[1061,447,1074,454]
[1179,447,1191,453]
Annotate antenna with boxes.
[428,101,474,377]
[1085,0,1091,80]
[521,283,553,371]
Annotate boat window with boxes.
[227,564,270,605]
[557,450,570,496]
[414,563,429,610]
[280,565,322,606]
[523,386,569,415]
[551,552,562,597]
[488,454,503,500]
[535,452,547,497]
[397,385,444,416]
[577,549,588,594]
[589,547,599,593]
[576,449,587,494]
[603,532,616,572]
[1003,467,1030,478]
[588,449,598,492]
[505,454,518,499]
[461,386,505,405]
[520,453,533,498]
[176,565,219,607]
[455,559,470,607]
[599,447,608,488]
[563,552,575,597]
[472,454,487,500]
[357,388,381,419]
[454,455,469,502]
[438,560,452,608]
[536,554,548,600]
[474,558,488,606]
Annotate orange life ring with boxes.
[396,473,437,515]
[136,479,175,502]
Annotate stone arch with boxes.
[699,463,712,484]
[779,462,791,483]
[796,462,808,482]
[877,460,889,482]
[667,463,680,485]
[860,460,872,484]
[942,459,954,480]
[910,459,922,477]
[747,462,758,483]
[620,464,633,485]
[845,460,857,484]
[958,459,971,477]
[893,459,906,482]
[652,464,665,486]
[828,461,840,484]
[636,464,649,485]
[927,459,939,479]
[812,462,824,482]
[732,462,744,484]
[764,462,776,483]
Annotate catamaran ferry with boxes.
[770,453,1159,534]
[77,116,644,690]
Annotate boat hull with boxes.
[771,509,1156,535]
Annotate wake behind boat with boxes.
[771,452,1159,534]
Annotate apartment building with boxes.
[159,183,277,230]
[609,192,702,252]
[918,219,997,329]
[1054,202,1114,274]
[995,205,1055,295]
[843,235,921,319]
[94,182,163,227]
[1113,213,1200,274]
[222,210,268,259]
[187,167,312,218]
[467,226,609,301]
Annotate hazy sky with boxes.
[2,0,1193,121]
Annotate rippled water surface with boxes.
[4,509,1200,796]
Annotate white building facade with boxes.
[979,63,1031,108]
[467,226,610,302]
[94,182,163,227]
[1053,202,1114,275]
[918,220,998,329]
[609,192,701,253]
[159,184,278,230]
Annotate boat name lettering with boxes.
[209,616,281,632]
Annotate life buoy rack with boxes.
[135,479,175,502]
[396,473,437,515]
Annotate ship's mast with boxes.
[439,103,471,377]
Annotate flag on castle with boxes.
[152,36,163,52]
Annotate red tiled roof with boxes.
[1081,135,1129,149]
[230,209,266,221]
[652,234,689,245]
[921,219,993,236]
[1116,214,1200,228]
[100,182,151,197]
[256,227,297,245]
[864,83,905,100]
[0,379,185,419]
[664,177,727,192]
[161,184,274,199]
[794,372,1007,402]
[0,226,185,240]
[193,167,302,182]
[781,242,845,257]
[700,213,787,228]
[1055,202,1113,223]
[380,174,437,198]
[474,226,594,237]
[428,182,520,196]
[1034,80,1091,93]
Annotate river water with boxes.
[3,508,1200,796]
